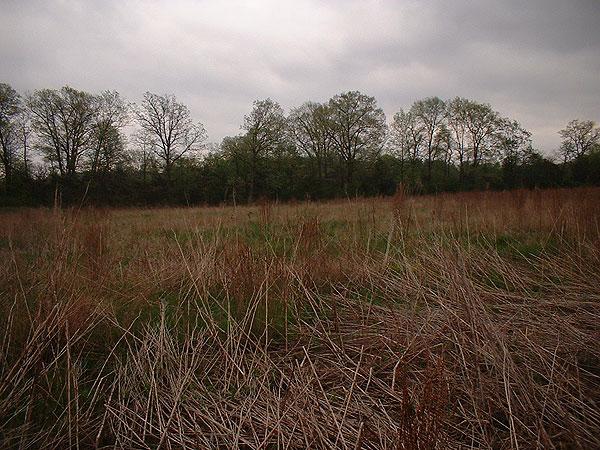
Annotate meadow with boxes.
[0,187,599,449]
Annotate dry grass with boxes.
[0,187,599,448]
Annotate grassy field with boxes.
[1,187,599,448]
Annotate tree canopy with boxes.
[0,82,598,207]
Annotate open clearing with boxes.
[1,187,599,448]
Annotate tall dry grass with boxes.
[0,187,599,448]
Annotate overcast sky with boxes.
[1,0,599,153]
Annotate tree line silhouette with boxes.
[0,82,598,206]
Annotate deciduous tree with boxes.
[288,101,333,182]
[389,108,422,182]
[411,96,446,182]
[326,91,386,193]
[447,97,471,181]
[241,98,287,201]
[558,119,600,162]
[27,86,97,176]
[134,92,206,180]
[90,91,128,175]
[0,83,22,189]
[462,100,499,166]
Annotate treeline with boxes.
[0,82,599,206]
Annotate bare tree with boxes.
[389,108,422,182]
[288,101,333,182]
[18,107,32,176]
[434,124,453,178]
[27,86,97,176]
[558,119,600,162]
[241,98,287,202]
[447,97,471,181]
[0,83,22,189]
[134,92,206,179]
[131,130,159,185]
[411,96,446,182]
[326,91,386,193]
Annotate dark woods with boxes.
[1,83,599,207]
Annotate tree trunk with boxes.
[248,152,257,203]
[345,158,354,197]
[2,161,12,192]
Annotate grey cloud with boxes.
[1,0,599,152]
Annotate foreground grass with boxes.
[0,187,599,448]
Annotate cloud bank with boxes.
[1,0,599,152]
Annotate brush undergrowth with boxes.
[0,187,599,449]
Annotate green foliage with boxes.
[1,82,600,207]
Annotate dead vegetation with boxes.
[0,187,599,448]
